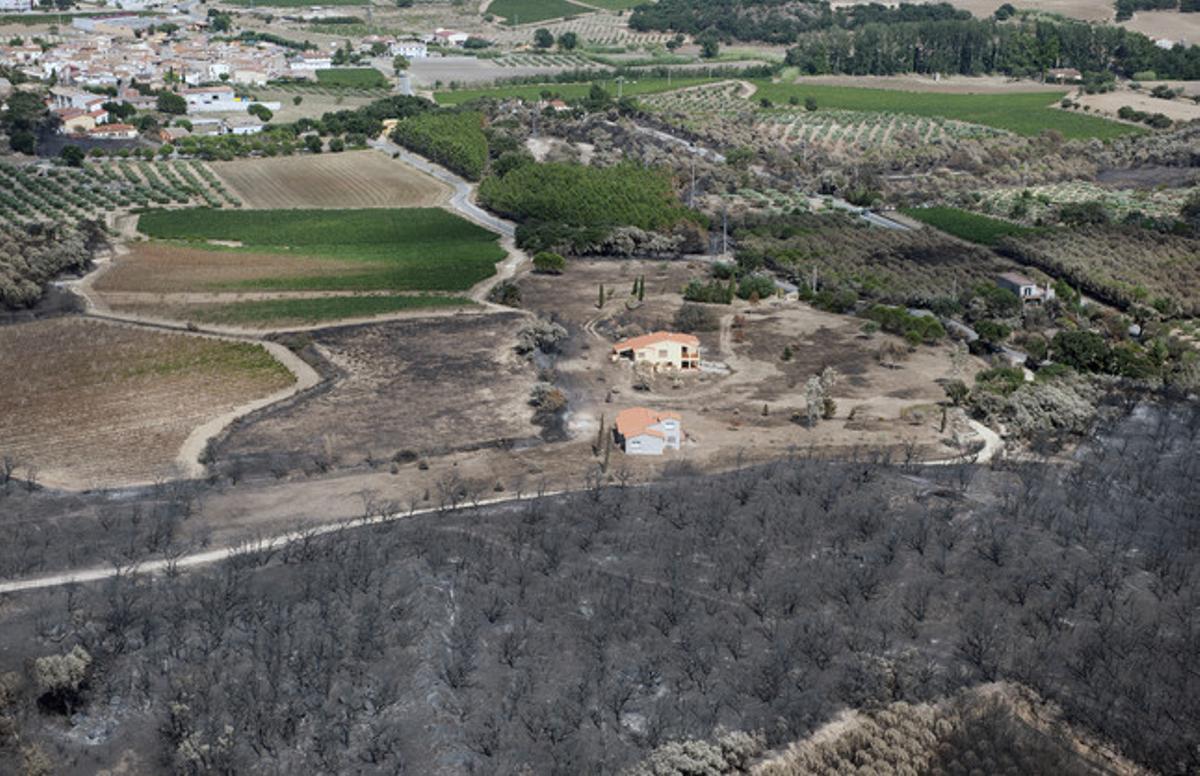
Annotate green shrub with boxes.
[674,302,720,332]
[532,251,566,274]
[1052,330,1110,372]
[811,286,859,314]
[975,366,1025,396]
[864,305,946,344]
[737,273,777,300]
[683,278,734,304]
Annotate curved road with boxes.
[368,137,514,238]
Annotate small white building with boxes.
[612,331,701,372]
[231,68,269,86]
[430,28,470,47]
[49,86,105,111]
[391,39,427,59]
[0,0,34,12]
[996,272,1056,305]
[615,408,682,456]
[290,55,332,74]
[223,115,263,135]
[182,85,240,112]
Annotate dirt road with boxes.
[0,419,1005,596]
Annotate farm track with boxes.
[47,145,530,488]
[0,416,1003,597]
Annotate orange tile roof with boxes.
[89,123,135,134]
[615,407,681,440]
[612,331,699,353]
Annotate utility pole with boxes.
[721,208,728,256]
[615,75,625,99]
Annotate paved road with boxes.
[825,198,911,231]
[0,492,563,596]
[369,137,514,238]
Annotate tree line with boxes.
[629,0,971,45]
[784,16,1200,79]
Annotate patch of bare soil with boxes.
[1120,10,1200,42]
[0,318,294,488]
[1072,85,1200,122]
[210,313,542,478]
[1095,165,1200,189]
[209,151,450,209]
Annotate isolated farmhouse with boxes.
[611,332,700,371]
[615,408,682,455]
[996,272,1056,305]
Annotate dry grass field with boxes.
[0,318,295,488]
[1121,9,1200,41]
[208,151,450,209]
[1072,86,1200,123]
[210,314,542,478]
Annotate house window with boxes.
[658,349,668,358]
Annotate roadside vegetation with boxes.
[390,110,490,181]
[480,158,696,254]
[0,221,105,309]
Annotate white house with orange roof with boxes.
[611,331,700,371]
[615,408,682,456]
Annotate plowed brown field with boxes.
[95,242,350,294]
[0,318,295,487]
[209,151,450,209]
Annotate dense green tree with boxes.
[59,145,85,167]
[532,251,567,274]
[1,91,50,153]
[1052,330,1111,373]
[156,91,187,115]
